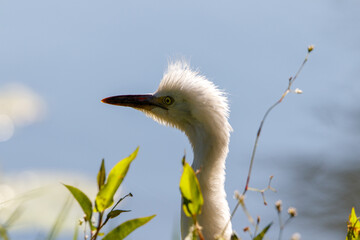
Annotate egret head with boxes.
[102,61,231,140]
[102,61,233,239]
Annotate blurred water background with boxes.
[1,0,360,239]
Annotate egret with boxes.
[102,61,233,240]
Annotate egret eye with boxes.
[163,96,174,105]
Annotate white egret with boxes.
[102,61,233,240]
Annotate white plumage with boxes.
[102,61,233,240]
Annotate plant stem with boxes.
[91,212,103,240]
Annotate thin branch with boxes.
[84,219,87,240]
[219,45,314,239]
[247,175,276,205]
[91,212,103,240]
[279,216,295,240]
[253,216,261,237]
[100,193,133,229]
[243,45,314,195]
[278,211,283,240]
[91,192,133,240]
[196,222,205,240]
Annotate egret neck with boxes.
[102,61,233,240]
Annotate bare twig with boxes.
[243,45,314,195]
[277,209,283,240]
[278,211,296,240]
[91,193,133,240]
[91,212,103,240]
[196,221,205,240]
[247,175,276,205]
[84,219,88,240]
[219,45,314,238]
[99,193,133,229]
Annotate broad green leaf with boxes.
[253,222,272,240]
[103,215,155,240]
[63,184,93,222]
[179,157,203,217]
[95,147,139,212]
[97,159,106,191]
[107,209,131,219]
[347,207,360,240]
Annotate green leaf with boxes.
[107,209,131,219]
[0,225,9,240]
[97,159,106,191]
[231,233,240,240]
[103,215,155,240]
[95,147,139,212]
[179,157,203,217]
[63,184,93,222]
[347,207,360,240]
[253,222,272,240]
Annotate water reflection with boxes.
[289,157,360,234]
[284,104,360,238]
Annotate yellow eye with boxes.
[163,96,174,105]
